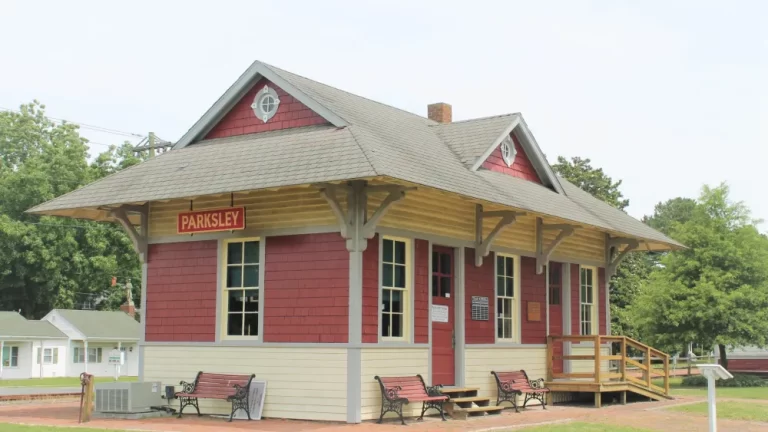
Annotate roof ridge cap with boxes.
[261,62,437,125]
[430,113,519,127]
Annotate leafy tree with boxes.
[553,155,649,338]
[631,184,768,368]
[644,197,697,237]
[0,101,143,319]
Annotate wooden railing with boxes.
[546,335,670,397]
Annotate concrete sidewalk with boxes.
[0,386,79,396]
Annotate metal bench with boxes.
[374,374,448,425]
[176,371,255,421]
[491,370,549,412]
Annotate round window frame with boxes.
[500,137,517,167]
[251,85,281,123]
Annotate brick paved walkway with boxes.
[0,396,766,431]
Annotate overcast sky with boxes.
[1,1,765,229]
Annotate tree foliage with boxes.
[552,156,630,210]
[631,184,768,367]
[0,101,143,319]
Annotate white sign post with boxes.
[107,349,124,381]
[697,364,733,432]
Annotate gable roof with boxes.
[0,312,67,339]
[27,60,682,250]
[52,310,140,340]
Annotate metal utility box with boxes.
[94,381,164,413]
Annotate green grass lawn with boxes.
[653,376,768,400]
[0,425,131,432]
[668,401,768,422]
[518,422,654,431]
[0,376,137,387]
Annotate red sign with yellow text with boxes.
[177,207,246,234]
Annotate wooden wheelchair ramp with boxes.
[545,335,673,407]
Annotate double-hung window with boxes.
[1,346,18,367]
[223,239,261,338]
[73,347,102,363]
[381,237,410,340]
[580,266,598,335]
[496,253,519,341]
[36,348,58,365]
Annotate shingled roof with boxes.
[28,60,681,249]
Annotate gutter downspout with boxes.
[84,340,88,374]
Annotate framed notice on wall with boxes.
[471,296,489,321]
[527,301,541,322]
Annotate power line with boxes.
[0,107,146,139]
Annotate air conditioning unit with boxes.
[94,381,164,413]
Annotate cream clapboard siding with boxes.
[464,347,547,406]
[149,181,605,264]
[569,344,611,376]
[360,348,429,421]
[368,186,605,264]
[143,346,347,421]
[149,186,343,237]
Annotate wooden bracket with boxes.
[111,204,149,262]
[474,204,525,266]
[605,235,640,278]
[535,218,579,274]
[316,182,413,248]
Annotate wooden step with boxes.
[439,387,479,398]
[452,405,504,419]
[449,396,491,405]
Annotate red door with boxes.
[431,246,455,386]
[548,263,564,374]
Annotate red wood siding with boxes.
[205,79,327,139]
[465,249,495,344]
[723,358,768,371]
[598,267,607,335]
[263,233,348,343]
[145,241,218,342]
[414,239,429,343]
[521,257,546,344]
[481,135,541,183]
[362,235,379,343]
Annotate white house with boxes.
[0,311,68,379]
[0,309,140,379]
[42,309,140,377]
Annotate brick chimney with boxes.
[428,103,452,123]
[120,303,136,319]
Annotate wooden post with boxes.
[620,337,627,382]
[645,346,652,388]
[664,354,670,395]
[546,336,554,381]
[79,373,94,423]
[594,335,601,383]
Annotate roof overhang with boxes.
[173,61,349,150]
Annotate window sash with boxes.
[495,253,519,341]
[381,238,409,340]
[580,267,597,335]
[223,239,261,339]
[2,346,18,367]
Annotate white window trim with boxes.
[494,252,521,343]
[220,237,265,341]
[579,265,599,336]
[37,347,56,365]
[379,235,413,343]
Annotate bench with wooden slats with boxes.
[491,370,550,412]
[176,371,256,421]
[374,374,448,425]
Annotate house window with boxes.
[496,253,519,341]
[2,346,18,367]
[381,237,409,340]
[580,266,598,335]
[223,239,261,338]
[549,264,561,306]
[73,347,102,363]
[36,348,59,365]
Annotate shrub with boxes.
[682,373,768,387]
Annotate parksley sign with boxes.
[177,207,246,234]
